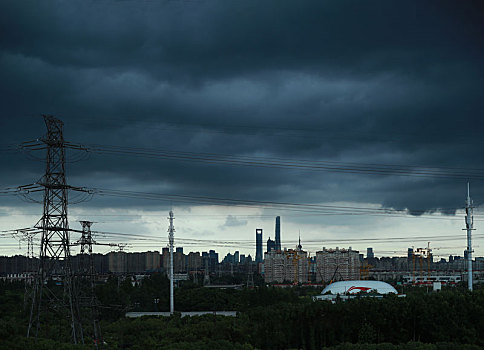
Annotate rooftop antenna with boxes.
[464,183,474,291]
[168,210,175,313]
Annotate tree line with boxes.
[0,275,482,349]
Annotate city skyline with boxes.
[1,1,483,259]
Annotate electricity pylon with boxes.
[10,228,40,308]
[26,116,84,343]
[77,221,102,348]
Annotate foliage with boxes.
[1,279,483,349]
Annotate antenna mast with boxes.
[168,210,175,314]
[465,183,474,291]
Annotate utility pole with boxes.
[26,116,84,343]
[168,210,175,314]
[465,183,474,291]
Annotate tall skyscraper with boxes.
[275,216,281,251]
[256,229,263,262]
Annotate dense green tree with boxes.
[1,280,483,349]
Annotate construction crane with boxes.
[412,243,432,286]
[360,263,373,280]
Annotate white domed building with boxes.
[313,280,399,302]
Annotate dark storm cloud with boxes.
[1,0,484,214]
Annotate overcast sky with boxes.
[1,0,484,259]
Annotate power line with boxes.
[13,114,484,146]
[90,187,481,220]
[82,143,484,180]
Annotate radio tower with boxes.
[168,210,175,314]
[27,116,84,343]
[465,183,474,291]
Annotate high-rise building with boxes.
[108,251,127,273]
[222,252,234,264]
[187,252,202,271]
[367,247,374,259]
[264,248,309,283]
[234,251,239,264]
[162,247,169,269]
[315,247,360,282]
[267,237,276,253]
[407,247,414,269]
[145,251,160,271]
[127,252,146,273]
[174,248,186,273]
[256,229,263,262]
[407,248,413,260]
[203,250,219,272]
[275,216,281,251]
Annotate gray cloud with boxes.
[221,215,248,229]
[1,0,484,219]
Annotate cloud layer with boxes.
[1,0,484,221]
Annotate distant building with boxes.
[275,216,281,251]
[108,251,127,273]
[109,251,159,274]
[202,250,219,273]
[255,229,263,263]
[315,247,360,283]
[222,252,234,264]
[161,246,186,274]
[407,247,414,269]
[264,242,309,284]
[267,237,276,253]
[367,247,374,259]
[127,252,145,273]
[145,251,160,271]
[187,252,202,271]
[174,248,186,273]
[162,247,169,270]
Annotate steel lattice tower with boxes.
[27,115,84,343]
[79,221,102,348]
